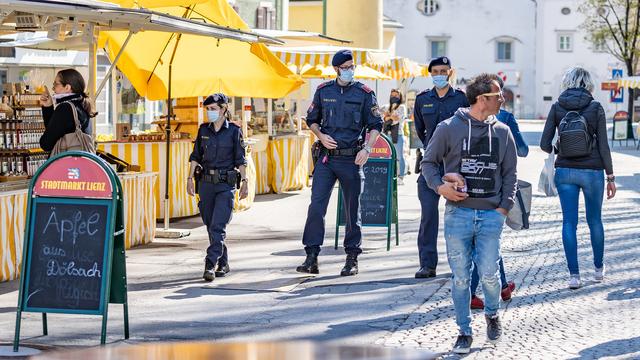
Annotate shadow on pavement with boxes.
[569,336,640,360]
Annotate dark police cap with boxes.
[428,56,451,72]
[332,49,353,67]
[203,93,229,106]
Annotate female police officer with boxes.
[187,93,248,282]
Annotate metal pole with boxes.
[96,32,133,98]
[164,34,182,230]
[322,0,327,35]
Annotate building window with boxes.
[558,34,573,52]
[429,40,447,58]
[256,3,276,30]
[0,40,15,58]
[593,39,607,52]
[418,0,440,16]
[496,41,513,62]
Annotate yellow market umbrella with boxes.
[302,64,392,80]
[100,0,303,230]
[100,0,303,100]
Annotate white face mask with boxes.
[52,92,74,100]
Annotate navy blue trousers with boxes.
[198,181,235,266]
[417,174,440,269]
[302,156,364,255]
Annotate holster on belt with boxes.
[201,168,240,189]
[194,165,203,193]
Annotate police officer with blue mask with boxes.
[413,56,469,279]
[296,49,383,276]
[187,93,249,282]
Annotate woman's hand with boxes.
[239,180,249,200]
[187,178,195,196]
[607,181,616,199]
[40,85,53,107]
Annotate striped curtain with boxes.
[0,191,28,282]
[97,141,199,219]
[268,135,310,193]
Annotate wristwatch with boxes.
[606,175,615,183]
[363,145,372,153]
[241,178,248,183]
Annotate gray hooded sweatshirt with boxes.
[421,107,518,211]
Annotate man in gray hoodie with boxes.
[421,73,517,354]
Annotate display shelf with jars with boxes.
[0,88,48,183]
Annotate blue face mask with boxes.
[432,75,449,89]
[207,110,220,122]
[339,68,355,83]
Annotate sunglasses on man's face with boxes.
[479,91,503,99]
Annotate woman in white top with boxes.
[381,89,408,183]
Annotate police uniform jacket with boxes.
[306,80,383,149]
[413,86,469,147]
[189,120,247,171]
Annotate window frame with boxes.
[557,33,573,52]
[428,38,448,59]
[496,40,514,62]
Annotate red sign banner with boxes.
[33,156,113,199]
[366,134,394,159]
[601,81,619,91]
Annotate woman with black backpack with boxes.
[540,67,616,290]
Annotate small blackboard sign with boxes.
[24,199,110,313]
[339,161,391,226]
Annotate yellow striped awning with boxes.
[618,76,640,89]
[371,57,427,80]
[272,46,391,68]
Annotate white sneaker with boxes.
[595,265,605,282]
[568,275,581,289]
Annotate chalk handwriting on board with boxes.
[42,210,100,245]
[25,202,108,311]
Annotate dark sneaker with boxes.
[470,295,485,310]
[215,263,230,277]
[452,334,473,354]
[203,261,215,282]
[415,267,436,279]
[485,314,502,343]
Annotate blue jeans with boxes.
[554,167,605,275]
[394,134,406,177]
[471,257,508,295]
[444,205,504,336]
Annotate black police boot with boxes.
[203,260,215,282]
[296,248,319,274]
[215,261,230,277]
[340,253,359,276]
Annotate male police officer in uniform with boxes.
[296,50,383,276]
[413,57,469,279]
[187,93,248,282]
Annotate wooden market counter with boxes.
[0,171,158,282]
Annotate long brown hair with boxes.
[56,69,97,118]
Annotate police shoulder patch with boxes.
[371,104,382,118]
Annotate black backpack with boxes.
[556,103,595,158]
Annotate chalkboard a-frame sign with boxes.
[335,134,399,251]
[13,151,129,351]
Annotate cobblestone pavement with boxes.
[379,170,640,359]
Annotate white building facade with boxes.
[383,0,626,119]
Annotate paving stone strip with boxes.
[380,193,640,359]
